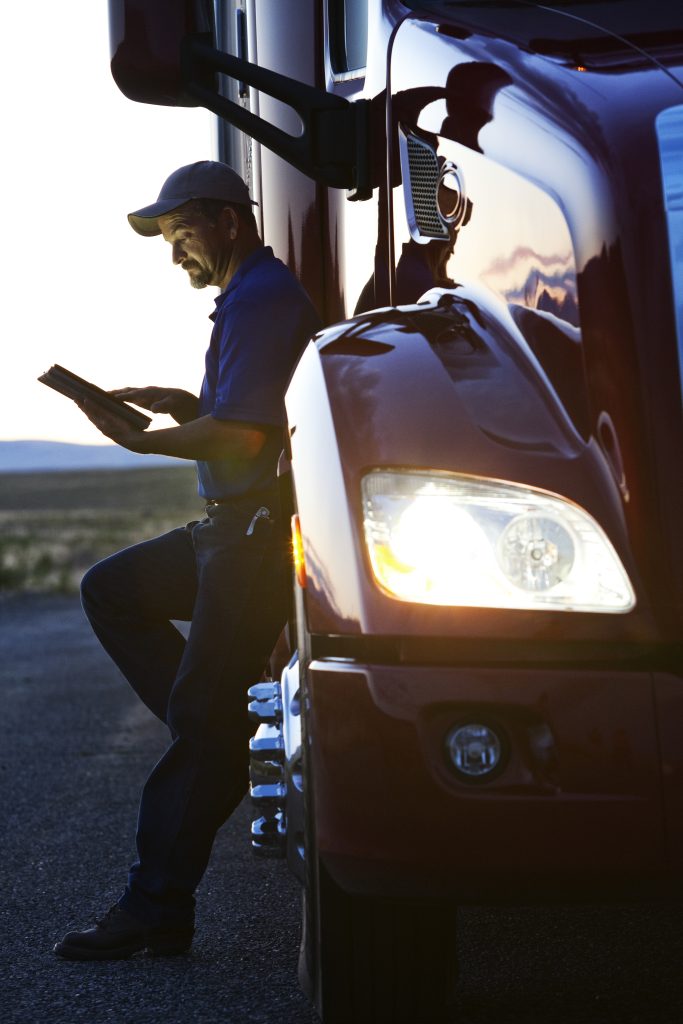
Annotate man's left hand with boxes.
[78,399,152,453]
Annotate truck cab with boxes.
[109,3,683,1021]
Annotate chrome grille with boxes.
[403,132,449,241]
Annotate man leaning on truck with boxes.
[53,160,320,960]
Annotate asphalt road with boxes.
[0,593,317,1024]
[1,593,682,1024]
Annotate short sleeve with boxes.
[210,285,318,426]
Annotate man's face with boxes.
[158,204,232,290]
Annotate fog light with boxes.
[446,723,503,779]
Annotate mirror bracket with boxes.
[182,37,373,198]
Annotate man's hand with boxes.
[110,387,199,424]
[78,399,152,453]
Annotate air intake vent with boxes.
[399,128,450,242]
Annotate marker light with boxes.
[446,723,503,779]
[361,471,635,612]
[291,514,306,588]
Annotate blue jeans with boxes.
[80,492,289,926]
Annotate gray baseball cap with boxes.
[128,160,256,237]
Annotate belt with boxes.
[204,495,278,537]
[203,488,279,510]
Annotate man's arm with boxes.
[79,400,266,461]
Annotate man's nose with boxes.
[172,241,187,265]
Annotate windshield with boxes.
[656,105,683,410]
[402,1,683,74]
[403,1,683,38]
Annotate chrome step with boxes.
[249,723,285,762]
[250,781,286,806]
[247,681,283,725]
[251,812,286,857]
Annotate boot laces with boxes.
[95,905,125,929]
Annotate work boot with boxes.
[53,904,194,961]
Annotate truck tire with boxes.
[299,842,459,1023]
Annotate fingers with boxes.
[105,387,194,418]
[110,387,152,401]
[109,386,163,411]
[150,397,174,413]
[79,398,125,430]
[78,399,147,452]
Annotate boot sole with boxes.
[54,934,193,961]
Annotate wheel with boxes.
[297,657,459,1023]
[299,852,459,1024]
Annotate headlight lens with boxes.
[361,471,635,612]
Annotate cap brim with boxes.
[128,194,259,236]
[127,198,190,237]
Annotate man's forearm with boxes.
[139,415,266,460]
[80,399,266,460]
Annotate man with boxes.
[53,160,320,960]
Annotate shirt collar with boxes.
[210,245,274,320]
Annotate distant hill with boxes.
[0,440,185,473]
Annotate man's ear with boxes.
[220,206,239,240]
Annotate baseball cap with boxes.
[128,160,256,237]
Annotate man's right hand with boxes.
[111,387,199,425]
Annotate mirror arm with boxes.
[182,37,372,198]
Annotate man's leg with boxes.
[55,500,289,958]
[80,525,198,723]
[55,524,203,959]
[120,501,289,926]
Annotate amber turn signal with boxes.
[291,514,307,588]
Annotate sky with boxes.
[1,1,216,445]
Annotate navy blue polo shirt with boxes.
[196,245,320,500]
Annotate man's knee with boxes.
[80,554,122,617]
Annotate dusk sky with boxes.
[2,1,215,445]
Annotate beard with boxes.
[183,260,212,289]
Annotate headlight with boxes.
[361,471,635,612]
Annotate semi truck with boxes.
[109,2,683,1021]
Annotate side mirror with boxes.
[108,0,374,197]
[108,0,214,107]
